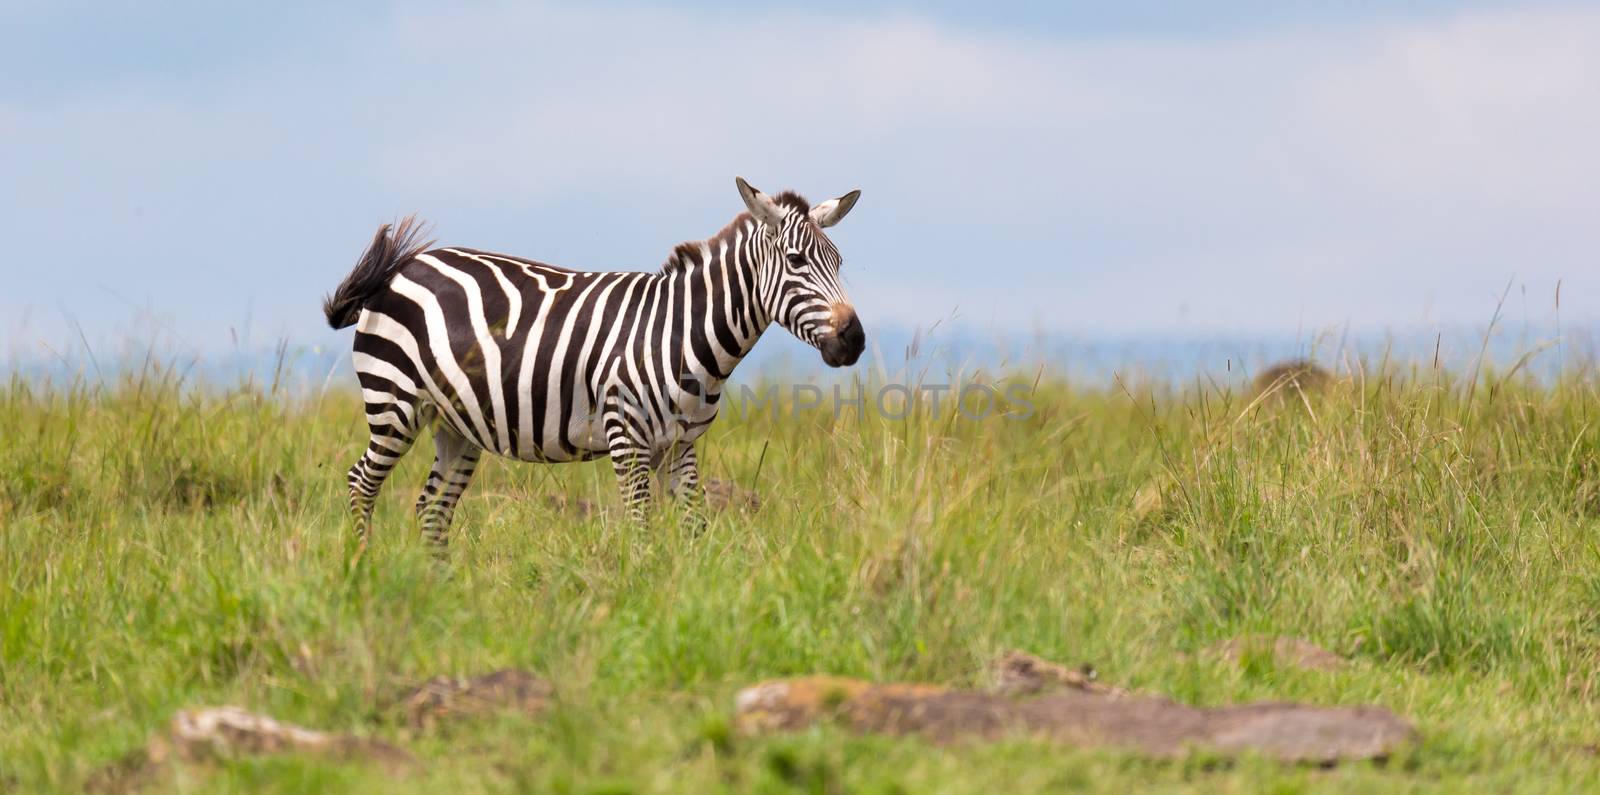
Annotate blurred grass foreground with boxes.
[3,341,1600,792]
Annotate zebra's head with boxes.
[736,176,866,368]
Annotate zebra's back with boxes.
[354,247,646,463]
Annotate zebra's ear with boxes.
[809,189,861,228]
[736,176,786,233]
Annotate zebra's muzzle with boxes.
[820,309,865,367]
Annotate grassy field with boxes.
[4,357,1600,793]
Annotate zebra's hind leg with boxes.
[661,441,707,530]
[413,410,446,519]
[416,423,482,552]
[347,404,425,548]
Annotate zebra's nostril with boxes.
[841,315,865,346]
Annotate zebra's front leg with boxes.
[661,442,707,530]
[603,415,653,523]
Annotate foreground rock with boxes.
[736,653,1414,764]
[89,706,410,792]
[398,668,553,728]
[1204,636,1348,673]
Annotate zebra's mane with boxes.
[658,191,811,275]
[661,241,705,275]
[772,190,810,214]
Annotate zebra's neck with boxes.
[653,216,774,391]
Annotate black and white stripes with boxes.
[325,177,864,548]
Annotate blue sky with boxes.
[4,1,1597,363]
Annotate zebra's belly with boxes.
[417,383,609,464]
[553,411,612,461]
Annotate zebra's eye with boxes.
[786,252,806,266]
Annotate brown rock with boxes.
[398,668,553,728]
[732,675,979,739]
[1205,636,1348,673]
[735,653,1414,764]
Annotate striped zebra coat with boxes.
[323,178,864,548]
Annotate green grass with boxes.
[4,360,1600,792]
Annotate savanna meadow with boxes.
[8,4,1600,792]
[5,345,1600,793]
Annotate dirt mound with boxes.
[397,668,553,728]
[736,652,1414,764]
[545,494,599,520]
[1204,636,1347,672]
[705,478,761,513]
[92,669,552,792]
[1252,360,1332,399]
[542,481,756,518]
[990,649,1121,697]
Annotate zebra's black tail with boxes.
[323,215,434,330]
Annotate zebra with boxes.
[323,177,865,549]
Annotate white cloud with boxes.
[3,0,1597,354]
